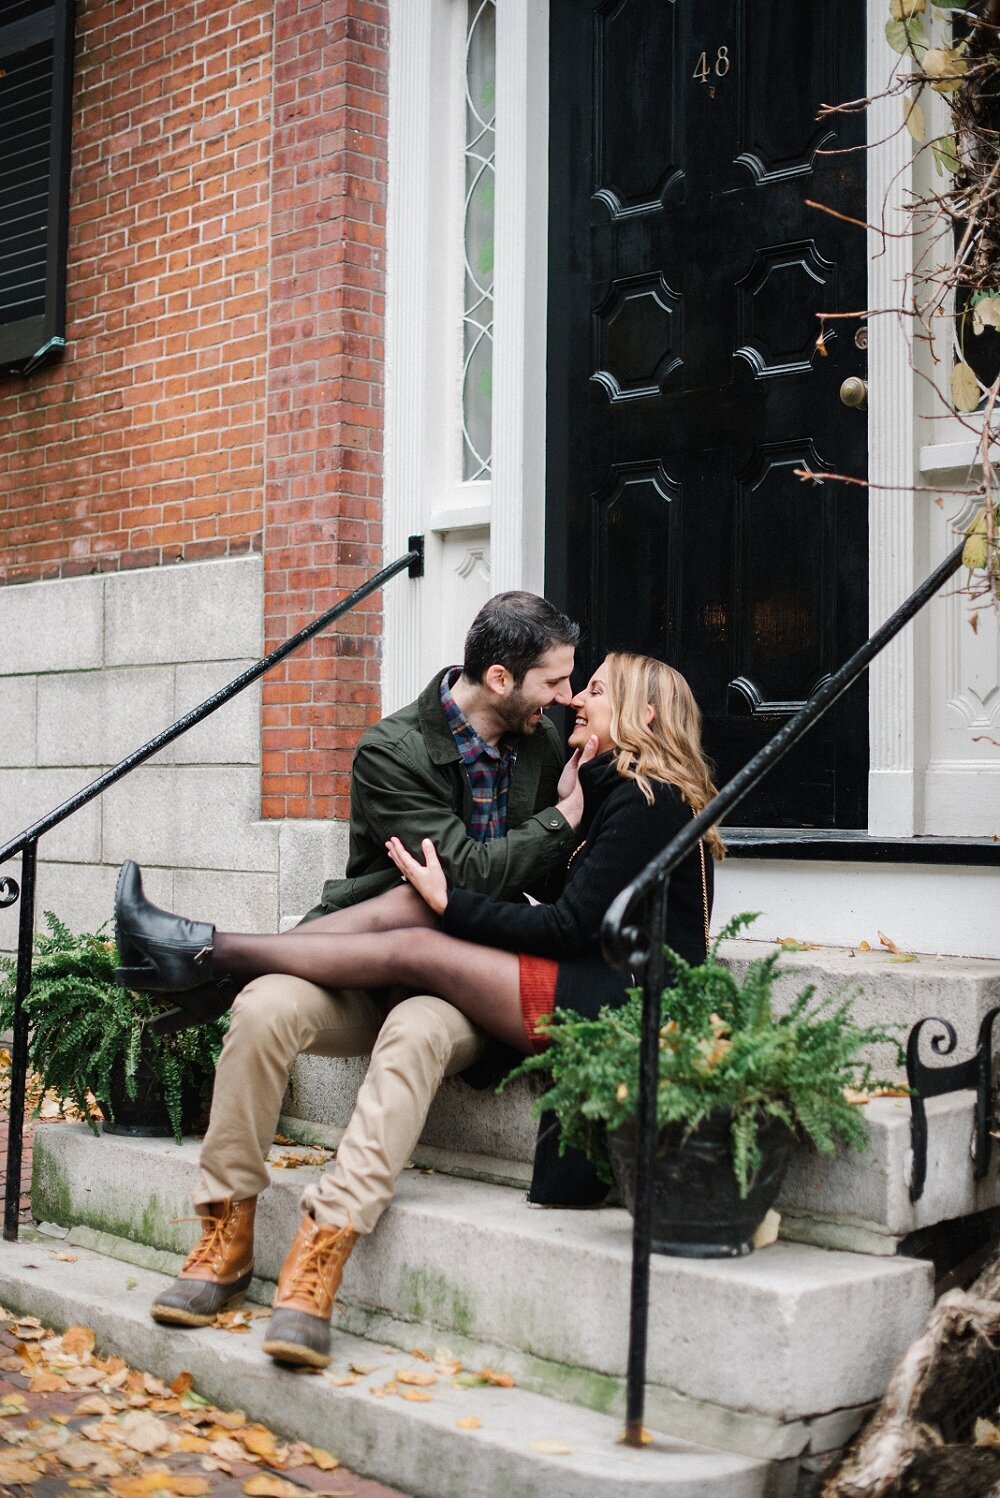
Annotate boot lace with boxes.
[286,1226,354,1314]
[176,1212,233,1274]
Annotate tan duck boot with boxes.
[150,1197,256,1327]
[262,1214,358,1369]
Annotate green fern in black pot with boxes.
[0,912,226,1143]
[506,914,906,1256]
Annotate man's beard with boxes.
[498,687,543,735]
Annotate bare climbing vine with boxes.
[823,0,1000,612]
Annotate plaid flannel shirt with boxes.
[440,668,517,843]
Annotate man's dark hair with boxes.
[462,592,579,686]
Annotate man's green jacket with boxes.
[305,669,577,919]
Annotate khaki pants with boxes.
[195,974,488,1235]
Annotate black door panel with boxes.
[547,0,868,827]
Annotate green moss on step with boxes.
[398,1266,475,1338]
[31,1136,176,1248]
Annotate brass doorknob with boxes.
[839,376,867,409]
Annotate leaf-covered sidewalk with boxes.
[0,1059,410,1498]
[0,1311,411,1497]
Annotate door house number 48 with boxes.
[693,47,731,82]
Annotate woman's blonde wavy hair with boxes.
[604,653,725,860]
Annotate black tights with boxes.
[213,884,531,1053]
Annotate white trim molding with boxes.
[384,0,550,706]
[866,1,922,836]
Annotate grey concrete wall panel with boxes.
[172,662,260,765]
[0,676,37,766]
[278,819,350,926]
[101,766,278,872]
[36,666,176,768]
[103,557,262,666]
[0,574,103,674]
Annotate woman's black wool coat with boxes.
[442,753,714,1204]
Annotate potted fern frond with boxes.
[508,915,904,1258]
[0,912,226,1143]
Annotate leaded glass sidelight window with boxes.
[462,0,495,482]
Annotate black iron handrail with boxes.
[603,536,967,1447]
[0,539,424,1239]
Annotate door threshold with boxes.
[722,828,1000,866]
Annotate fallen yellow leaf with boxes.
[306,1446,338,1470]
[115,1408,174,1454]
[206,1408,247,1429]
[64,1365,106,1388]
[241,1427,279,1460]
[61,1326,96,1358]
[0,1455,44,1483]
[396,1368,437,1387]
[529,1438,575,1455]
[477,1367,515,1388]
[456,1415,481,1430]
[171,1371,194,1396]
[242,1477,302,1498]
[211,1436,249,1464]
[28,1370,67,1392]
[176,1432,212,1453]
[877,930,898,953]
[111,1473,212,1497]
[400,1387,433,1403]
[72,1390,116,1414]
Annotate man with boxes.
[145,591,586,1368]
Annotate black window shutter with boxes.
[0,0,75,374]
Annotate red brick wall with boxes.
[260,0,388,822]
[0,0,389,820]
[0,0,272,580]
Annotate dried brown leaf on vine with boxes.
[903,96,925,141]
[952,361,981,413]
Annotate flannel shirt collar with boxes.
[439,668,515,765]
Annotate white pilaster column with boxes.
[866,3,921,834]
[383,0,434,714]
[491,0,549,596]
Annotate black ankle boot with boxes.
[115,860,216,995]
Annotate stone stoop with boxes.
[281,943,1000,1253]
[31,1127,933,1475]
[0,1238,768,1498]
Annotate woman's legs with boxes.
[213,925,530,1052]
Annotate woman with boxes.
[117,652,723,1367]
[116,654,725,1057]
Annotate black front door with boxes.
[546,0,869,827]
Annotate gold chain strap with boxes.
[699,839,710,950]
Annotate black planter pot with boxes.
[100,1045,204,1138]
[607,1109,795,1258]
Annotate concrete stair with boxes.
[30,1127,933,1473]
[0,1235,768,1498]
[286,941,1000,1254]
[10,942,998,1495]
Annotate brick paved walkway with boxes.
[0,1096,411,1497]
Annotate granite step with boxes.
[0,1236,769,1498]
[282,942,1000,1250]
[31,1124,934,1462]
